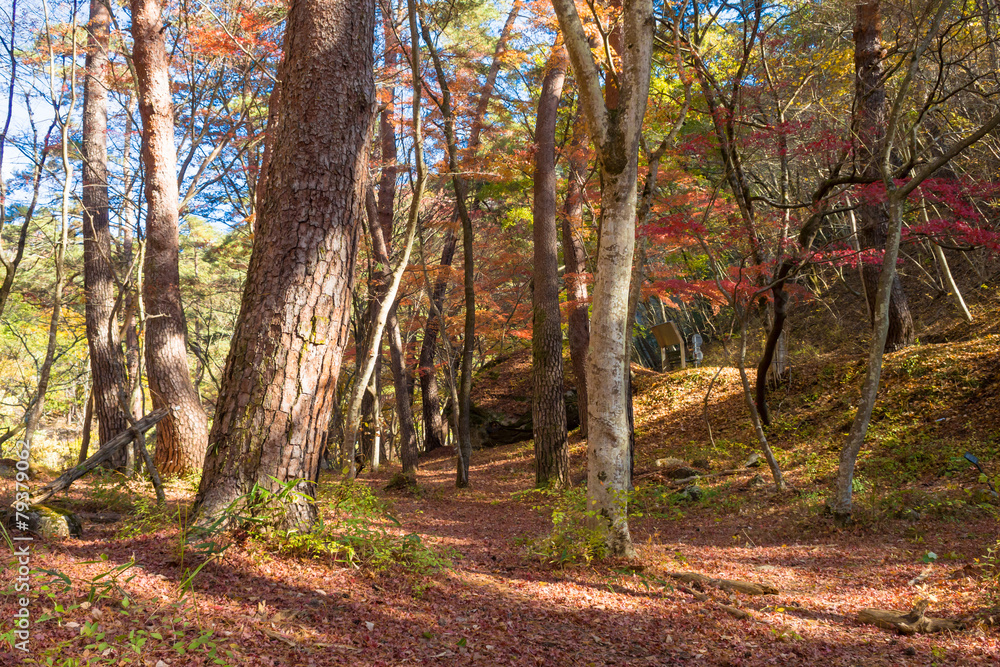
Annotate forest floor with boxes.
[4,325,1000,665]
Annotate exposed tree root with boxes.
[676,584,753,620]
[857,599,963,635]
[667,571,779,596]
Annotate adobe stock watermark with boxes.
[10,437,33,653]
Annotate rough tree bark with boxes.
[83,0,131,469]
[854,0,914,352]
[551,0,654,557]
[532,42,569,488]
[561,110,590,437]
[194,0,376,529]
[131,0,209,476]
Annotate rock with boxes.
[677,485,704,502]
[655,457,686,469]
[746,474,766,488]
[8,505,83,539]
[665,466,702,480]
[745,453,761,468]
[691,458,711,470]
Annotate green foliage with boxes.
[980,539,1000,606]
[516,487,609,567]
[115,494,173,539]
[205,477,452,574]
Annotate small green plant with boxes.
[116,493,173,539]
[519,487,609,567]
[979,539,1000,606]
[259,479,451,574]
[9,558,237,665]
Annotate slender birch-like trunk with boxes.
[551,0,654,556]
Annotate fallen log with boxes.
[857,599,963,635]
[667,571,778,596]
[28,408,169,505]
[677,584,753,620]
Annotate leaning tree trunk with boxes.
[83,0,131,469]
[131,0,208,476]
[833,196,905,522]
[854,0,914,352]
[552,0,653,558]
[194,0,375,529]
[416,4,518,457]
[561,110,590,437]
[374,4,418,474]
[532,43,569,488]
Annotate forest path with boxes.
[350,438,1000,666]
[2,434,997,666]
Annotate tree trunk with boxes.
[194,0,376,530]
[120,102,145,471]
[345,0,425,480]
[833,196,905,522]
[561,110,590,437]
[131,0,209,476]
[388,308,418,473]
[854,0,914,352]
[83,0,131,470]
[532,43,569,488]
[78,386,94,464]
[416,4,518,458]
[26,29,77,450]
[754,260,793,426]
[416,230,455,453]
[554,0,654,557]
[420,26,477,487]
[376,4,418,475]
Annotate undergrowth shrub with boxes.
[980,540,1000,607]
[241,478,450,574]
[515,487,609,566]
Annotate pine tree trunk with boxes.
[561,111,590,437]
[854,0,914,352]
[131,0,208,476]
[532,43,569,488]
[83,0,131,469]
[194,0,375,530]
